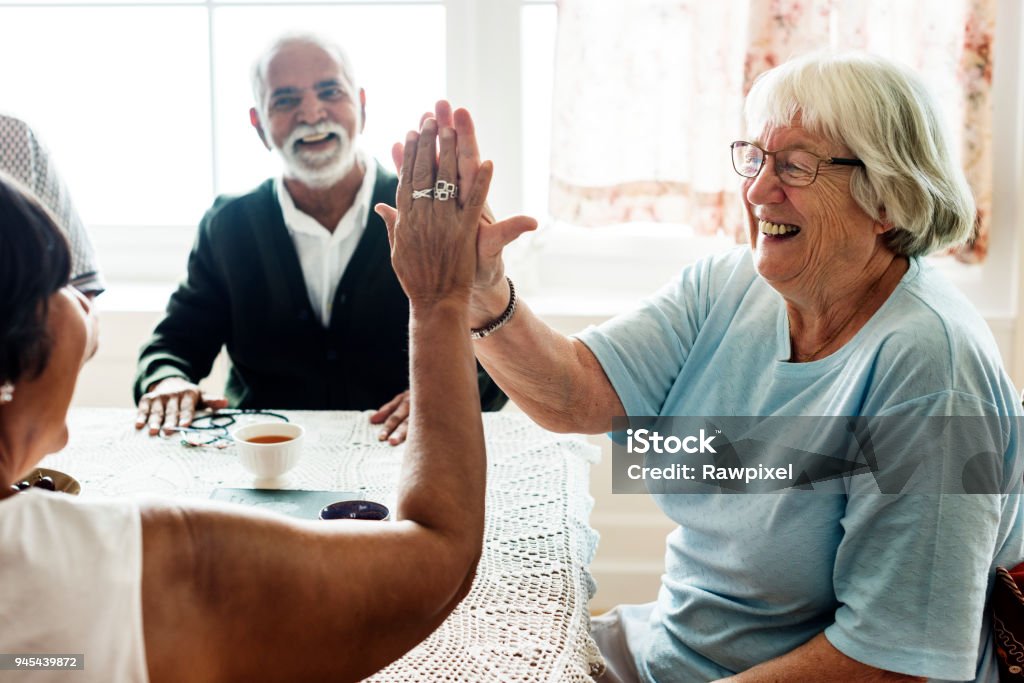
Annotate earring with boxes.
[0,381,14,403]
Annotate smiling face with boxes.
[742,122,888,298]
[253,41,365,188]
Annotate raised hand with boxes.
[375,117,492,310]
[387,102,538,326]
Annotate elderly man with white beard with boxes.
[133,33,506,442]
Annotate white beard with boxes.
[275,122,358,189]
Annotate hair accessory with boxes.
[0,381,14,403]
[471,277,517,340]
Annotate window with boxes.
[0,4,214,228]
[512,0,1024,325]
[0,0,449,285]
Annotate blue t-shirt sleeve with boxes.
[825,391,1018,680]
[575,258,712,417]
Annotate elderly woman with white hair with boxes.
[384,53,1024,681]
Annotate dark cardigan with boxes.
[134,168,507,411]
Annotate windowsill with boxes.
[95,216,1016,324]
[96,268,1014,323]
[526,291,646,320]
[95,282,176,313]
[507,221,1019,321]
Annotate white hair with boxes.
[250,32,360,123]
[744,51,975,256]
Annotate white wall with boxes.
[74,301,229,408]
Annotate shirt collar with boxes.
[275,151,377,240]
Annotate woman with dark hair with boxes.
[0,172,75,390]
[0,112,492,683]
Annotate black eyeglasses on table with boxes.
[164,409,290,448]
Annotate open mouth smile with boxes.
[295,132,338,149]
[759,220,801,238]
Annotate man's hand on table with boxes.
[370,389,410,445]
[135,376,229,436]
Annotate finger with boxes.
[388,421,409,446]
[370,391,406,423]
[398,130,419,213]
[179,392,196,428]
[375,203,399,247]
[453,108,481,204]
[200,395,229,411]
[461,161,494,246]
[435,126,458,220]
[418,111,442,166]
[434,100,453,129]
[380,399,411,440]
[463,160,494,220]
[412,118,438,195]
[147,398,165,436]
[161,395,180,435]
[391,142,404,174]
[480,215,540,256]
[135,397,151,429]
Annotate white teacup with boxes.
[232,422,304,479]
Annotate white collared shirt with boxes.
[275,153,377,327]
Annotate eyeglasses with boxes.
[730,141,864,187]
[165,409,290,448]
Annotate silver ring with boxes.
[434,180,458,201]
[411,188,433,199]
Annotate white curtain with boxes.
[549,0,995,261]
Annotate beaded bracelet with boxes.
[470,277,517,340]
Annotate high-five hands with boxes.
[375,115,492,307]
[382,103,538,326]
[373,105,537,447]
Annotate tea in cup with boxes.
[232,422,304,479]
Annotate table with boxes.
[42,409,604,682]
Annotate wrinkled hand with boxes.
[134,376,229,436]
[369,390,410,445]
[388,102,538,324]
[375,116,492,307]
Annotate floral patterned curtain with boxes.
[549,0,995,261]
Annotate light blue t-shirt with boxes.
[577,247,1024,682]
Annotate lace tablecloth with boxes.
[42,408,604,682]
